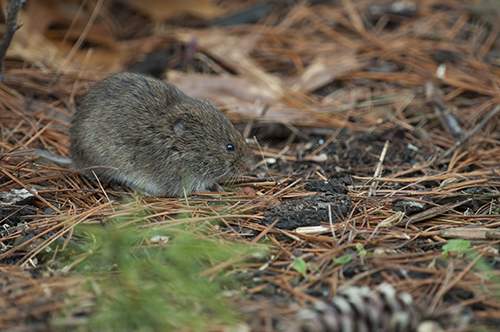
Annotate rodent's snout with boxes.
[240,148,255,173]
[245,157,255,172]
[229,145,254,175]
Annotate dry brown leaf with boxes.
[120,0,224,20]
[291,53,368,92]
[378,211,405,228]
[167,70,293,120]
[56,43,129,72]
[0,0,113,70]
[174,29,285,98]
[168,70,340,126]
[5,6,70,69]
[167,70,280,104]
[23,0,84,33]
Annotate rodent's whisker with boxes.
[214,169,231,182]
[203,167,224,177]
[222,174,238,187]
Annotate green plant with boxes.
[333,253,352,266]
[356,243,367,264]
[442,239,471,258]
[64,202,262,332]
[292,257,307,277]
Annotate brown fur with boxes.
[70,72,254,196]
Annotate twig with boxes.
[434,104,500,165]
[306,119,345,157]
[92,171,114,213]
[0,0,24,81]
[251,218,279,244]
[370,140,389,196]
[1,168,61,213]
[328,203,335,238]
[425,82,464,140]
[58,0,104,73]
[405,198,472,224]
[428,246,487,313]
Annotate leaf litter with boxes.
[1,0,500,331]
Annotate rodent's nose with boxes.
[245,159,255,171]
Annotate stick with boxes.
[370,140,389,196]
[434,104,500,165]
[0,0,25,81]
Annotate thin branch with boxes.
[0,0,25,81]
[434,104,500,165]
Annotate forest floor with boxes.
[1,0,500,331]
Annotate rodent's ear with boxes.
[173,119,186,137]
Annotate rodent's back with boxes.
[70,72,253,195]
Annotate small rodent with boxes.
[10,72,255,196]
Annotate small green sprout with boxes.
[356,243,367,264]
[292,257,307,277]
[442,239,471,258]
[333,254,352,266]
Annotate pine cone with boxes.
[290,284,423,332]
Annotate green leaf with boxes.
[292,257,307,277]
[442,239,471,258]
[333,254,352,266]
[356,243,367,264]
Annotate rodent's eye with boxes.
[225,143,235,152]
